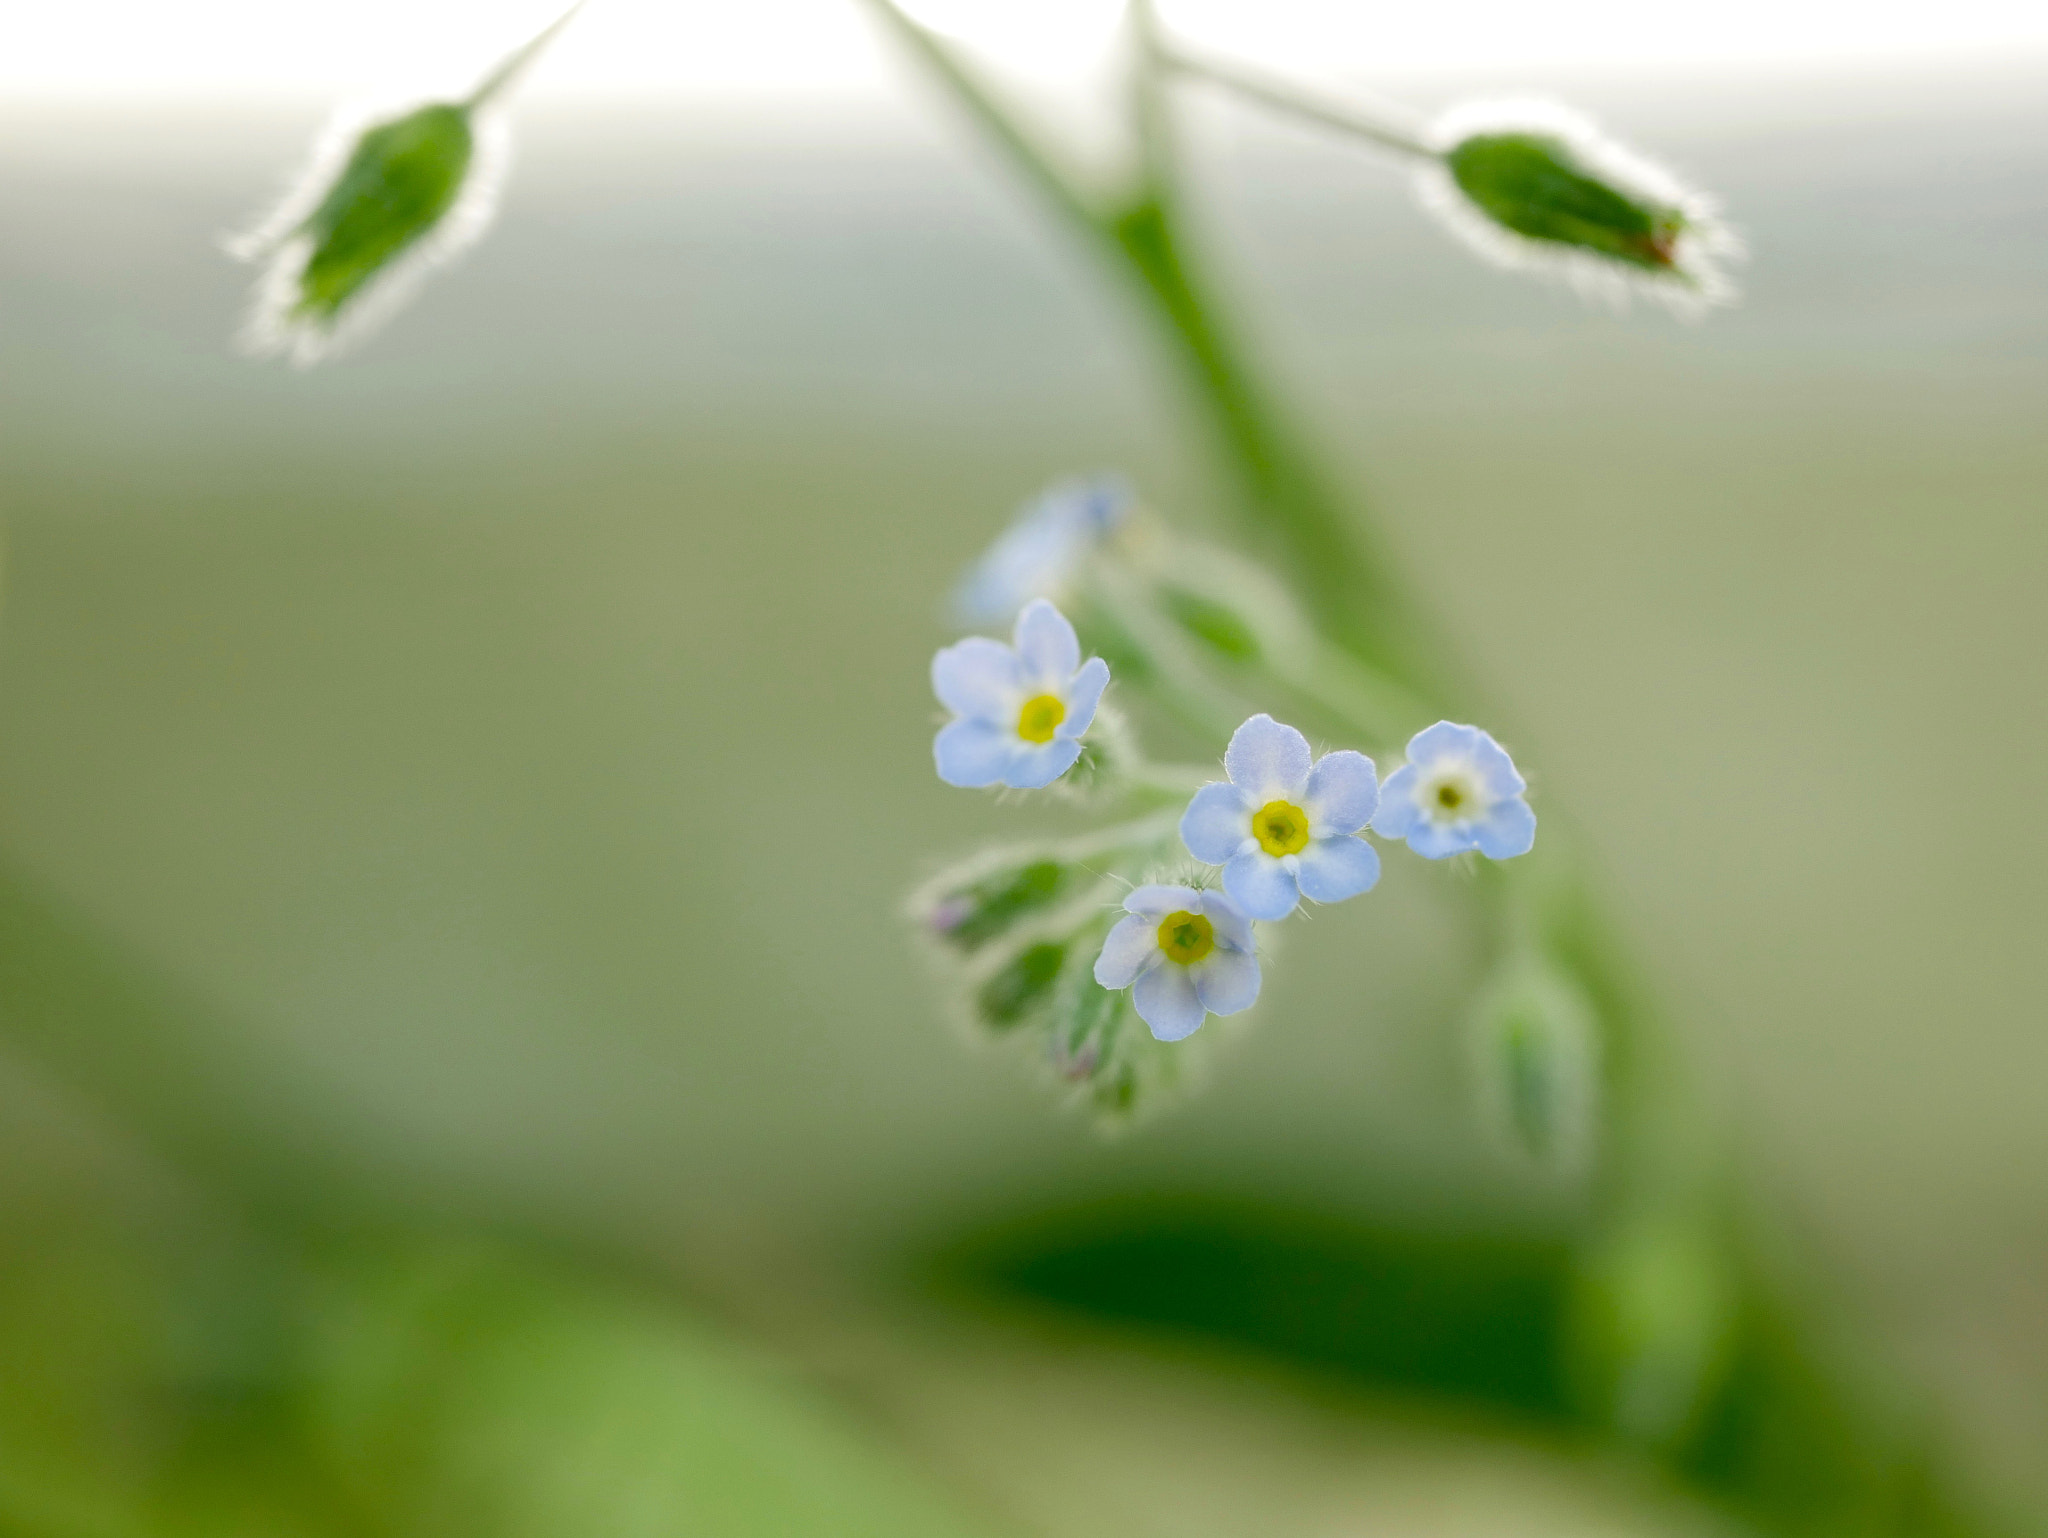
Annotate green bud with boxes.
[228,9,581,363]
[295,105,477,323]
[1421,100,1739,312]
[231,101,503,364]
[919,857,1081,955]
[975,940,1068,1030]
[1469,959,1601,1178]
[1567,1215,1738,1450]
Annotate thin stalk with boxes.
[1158,43,1438,162]
[467,2,587,111]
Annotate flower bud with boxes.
[1567,1216,1737,1450]
[1419,100,1740,313]
[230,100,507,364]
[912,852,1087,956]
[1469,959,1601,1178]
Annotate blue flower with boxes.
[1179,714,1381,921]
[932,599,1111,790]
[951,475,1133,628]
[1093,884,1260,1042]
[1370,721,1535,859]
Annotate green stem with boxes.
[466,2,587,111]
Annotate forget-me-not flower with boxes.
[1179,714,1381,921]
[1093,884,1260,1042]
[932,599,1110,790]
[951,475,1132,628]
[1370,721,1535,859]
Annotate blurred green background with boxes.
[0,58,2044,1535]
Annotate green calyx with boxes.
[294,104,476,322]
[1447,133,1688,276]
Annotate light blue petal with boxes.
[934,718,1014,787]
[1058,656,1110,738]
[1223,850,1300,921]
[1002,737,1082,790]
[1302,749,1378,835]
[1466,728,1527,798]
[1224,713,1312,801]
[1407,720,1483,768]
[1368,764,1422,839]
[1198,890,1256,952]
[1472,797,1536,859]
[1295,835,1382,903]
[1013,598,1080,688]
[1406,819,1477,859]
[1126,883,1201,919]
[1094,914,1161,989]
[1133,963,1206,1042]
[1179,782,1252,865]
[931,637,1018,721]
[1192,946,1260,1017]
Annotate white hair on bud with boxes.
[1415,97,1743,320]
[225,98,512,367]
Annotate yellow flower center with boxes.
[1157,910,1215,966]
[1016,693,1066,744]
[1252,799,1310,857]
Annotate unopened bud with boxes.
[1470,959,1601,1178]
[1567,1216,1737,1450]
[230,102,506,365]
[228,9,578,364]
[1420,100,1739,314]
[912,853,1085,955]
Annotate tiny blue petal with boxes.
[1013,597,1081,687]
[1003,737,1084,790]
[1198,890,1257,952]
[1369,764,1422,840]
[1224,713,1312,801]
[1134,963,1207,1041]
[1060,656,1110,739]
[931,637,1017,721]
[1180,782,1252,865]
[1125,883,1201,919]
[1192,945,1261,1017]
[1473,798,1537,859]
[1094,913,1161,989]
[1295,835,1381,903]
[1303,749,1378,834]
[1223,849,1300,921]
[934,718,1014,788]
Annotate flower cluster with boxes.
[916,481,1538,1115]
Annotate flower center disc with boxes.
[1157,910,1215,966]
[1424,774,1478,822]
[1253,800,1310,857]
[1016,693,1066,744]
